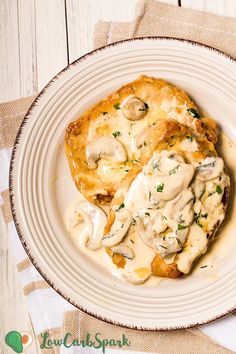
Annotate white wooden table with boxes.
[1,1,236,352]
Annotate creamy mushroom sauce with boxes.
[64,95,231,285]
[64,133,232,285]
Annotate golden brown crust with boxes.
[65,75,218,206]
[65,75,228,280]
[151,255,183,278]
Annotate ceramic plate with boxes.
[10,38,236,330]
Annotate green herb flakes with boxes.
[187,108,201,119]
[113,103,121,110]
[169,165,180,175]
[117,203,125,211]
[178,224,187,230]
[112,131,121,138]
[156,183,164,193]
[216,185,222,194]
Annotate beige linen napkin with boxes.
[94,0,236,58]
[1,1,236,353]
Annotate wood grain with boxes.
[17,0,37,98]
[0,0,20,103]
[0,211,40,353]
[35,0,68,91]
[66,0,140,62]
[181,0,236,17]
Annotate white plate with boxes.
[10,38,236,330]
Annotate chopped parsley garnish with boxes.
[152,160,160,171]
[195,212,205,228]
[145,212,150,216]
[156,183,164,192]
[187,108,201,119]
[186,135,193,142]
[112,131,121,138]
[169,165,180,175]
[117,203,125,211]
[216,185,222,194]
[130,239,134,244]
[197,161,216,170]
[200,265,208,269]
[178,214,185,224]
[113,103,121,110]
[194,212,204,227]
[102,111,108,115]
[178,224,187,230]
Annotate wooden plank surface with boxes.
[35,0,68,91]
[0,211,40,354]
[0,1,20,102]
[66,0,139,62]
[181,0,236,17]
[0,1,236,353]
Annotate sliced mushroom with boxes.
[164,189,194,226]
[193,179,205,199]
[153,234,182,258]
[135,219,154,248]
[135,212,166,248]
[111,244,134,260]
[72,201,107,250]
[122,95,148,121]
[85,136,127,169]
[101,217,131,247]
[196,157,224,181]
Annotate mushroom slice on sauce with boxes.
[122,95,148,121]
[152,234,182,258]
[196,157,224,181]
[101,217,131,247]
[85,136,127,169]
[70,200,107,250]
[111,244,134,260]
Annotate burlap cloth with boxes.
[1,1,236,353]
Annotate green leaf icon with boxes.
[5,331,23,353]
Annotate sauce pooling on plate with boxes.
[64,133,231,285]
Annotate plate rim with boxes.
[9,36,236,331]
